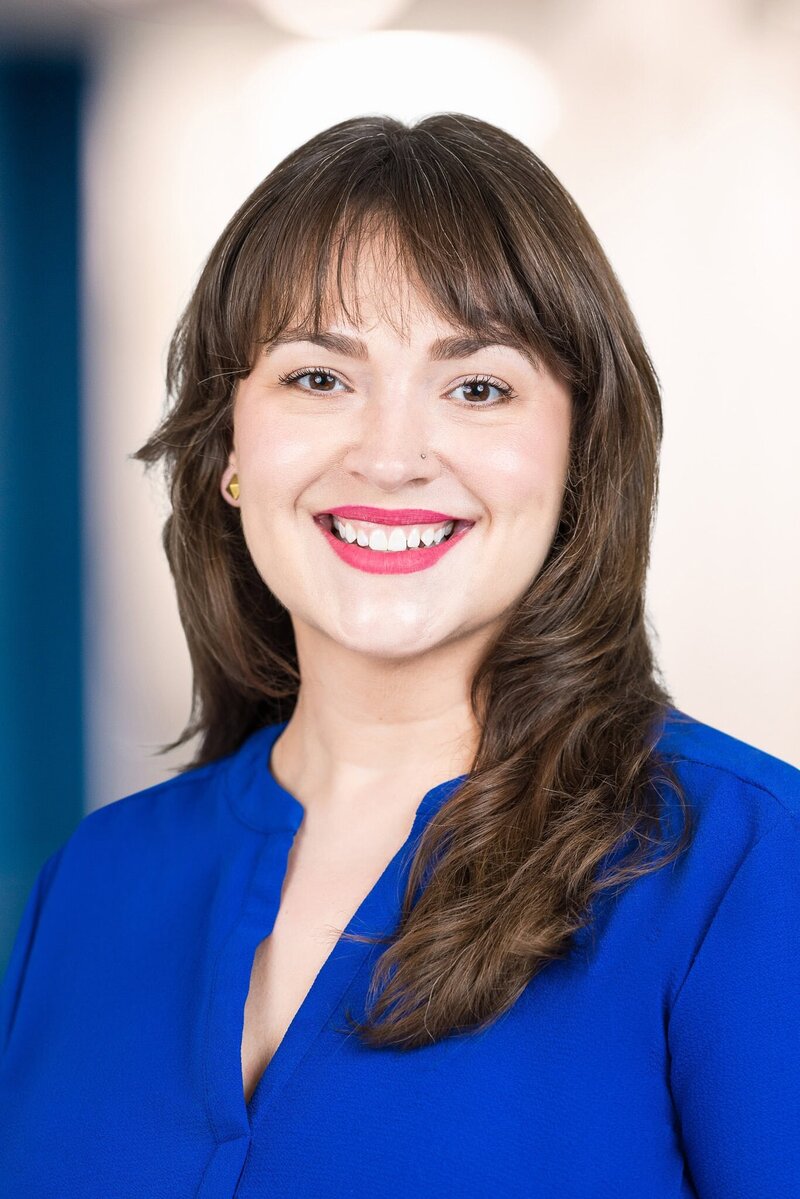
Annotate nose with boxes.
[342,389,436,490]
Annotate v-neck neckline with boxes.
[207,720,470,1143]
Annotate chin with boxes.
[339,634,439,662]
[332,615,476,662]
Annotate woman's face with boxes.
[223,249,572,664]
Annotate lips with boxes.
[314,510,474,575]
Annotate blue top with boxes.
[1,707,799,1198]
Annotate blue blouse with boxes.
[1,707,799,1198]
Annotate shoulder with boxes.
[73,757,227,848]
[640,707,800,994]
[53,736,255,884]
[0,743,250,1053]
[655,705,800,841]
[659,717,800,1197]
[15,736,272,948]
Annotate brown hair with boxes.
[133,112,693,1050]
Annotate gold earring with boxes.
[227,473,240,500]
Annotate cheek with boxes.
[479,424,570,519]
[236,413,319,498]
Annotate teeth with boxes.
[331,517,456,552]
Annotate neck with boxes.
[271,623,486,822]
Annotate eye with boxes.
[449,374,516,407]
[276,366,516,406]
[277,367,349,394]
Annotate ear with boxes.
[221,454,239,507]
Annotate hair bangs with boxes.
[249,150,571,388]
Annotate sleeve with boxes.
[667,811,800,1199]
[0,846,65,1058]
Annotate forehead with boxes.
[318,231,449,339]
[264,228,538,364]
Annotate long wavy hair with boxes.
[133,112,693,1051]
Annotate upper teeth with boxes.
[331,517,455,552]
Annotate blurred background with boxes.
[1,0,798,970]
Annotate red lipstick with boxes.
[312,511,475,575]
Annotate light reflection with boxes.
[237,30,560,168]
[251,0,414,40]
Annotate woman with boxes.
[0,112,798,1198]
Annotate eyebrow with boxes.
[264,329,540,370]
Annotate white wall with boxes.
[82,0,800,813]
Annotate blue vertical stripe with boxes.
[0,56,85,971]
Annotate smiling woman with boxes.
[1,113,799,1199]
